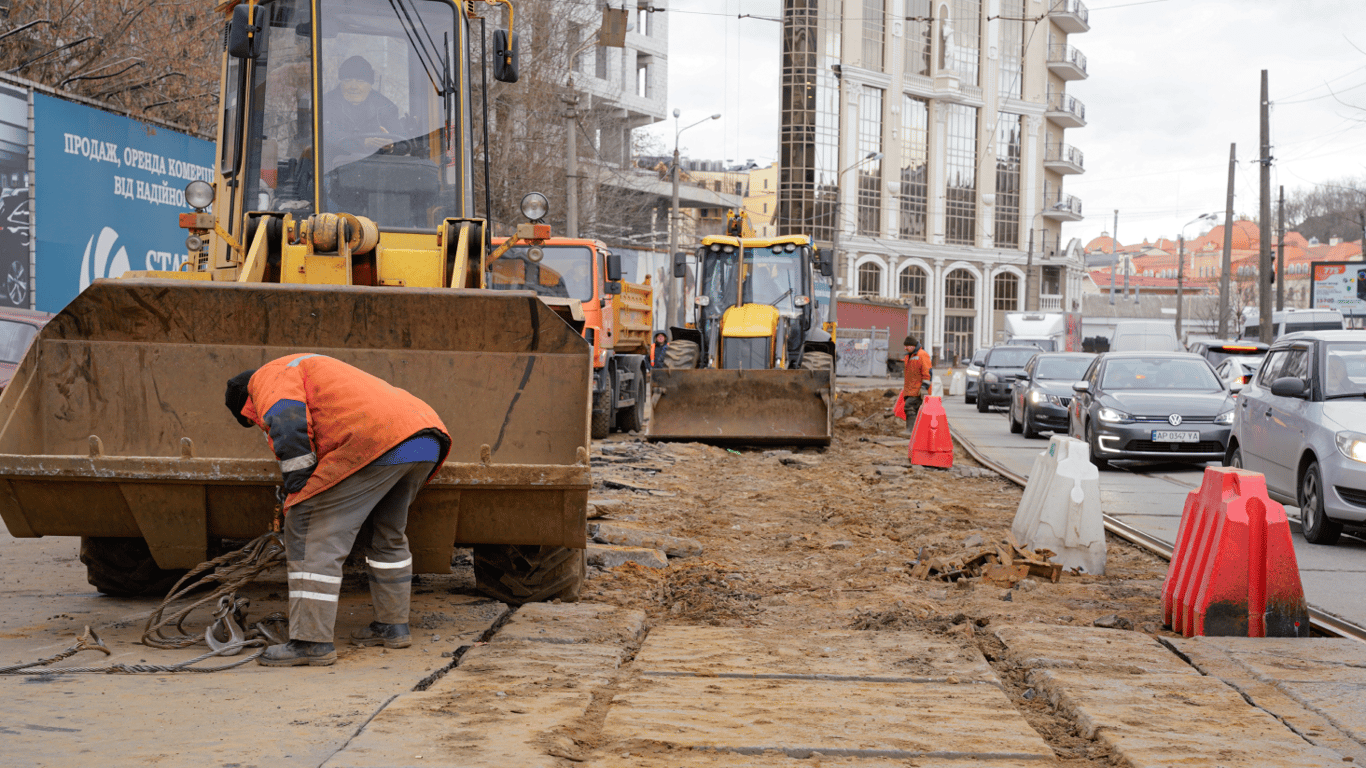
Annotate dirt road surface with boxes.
[3,388,1361,766]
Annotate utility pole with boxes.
[668,144,681,328]
[1276,185,1285,311]
[1217,144,1236,338]
[1258,70,1273,344]
[1108,209,1117,303]
[564,95,580,238]
[1176,234,1185,339]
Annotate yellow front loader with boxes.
[649,225,837,446]
[0,0,591,604]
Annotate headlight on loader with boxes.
[520,192,549,221]
[185,180,214,211]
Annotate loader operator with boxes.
[323,56,404,170]
[902,335,933,424]
[225,354,451,667]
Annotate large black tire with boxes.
[1299,461,1342,545]
[617,366,646,433]
[800,350,834,371]
[473,544,585,605]
[591,390,613,439]
[976,393,989,413]
[664,340,700,369]
[1008,399,1023,433]
[79,536,187,597]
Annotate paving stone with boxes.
[588,498,625,519]
[588,543,668,569]
[590,522,703,557]
[495,602,647,646]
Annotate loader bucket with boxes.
[647,368,833,446]
[0,279,591,572]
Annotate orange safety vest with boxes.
[903,347,933,395]
[240,353,451,507]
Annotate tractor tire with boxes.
[472,544,585,605]
[591,390,613,439]
[79,536,187,597]
[617,367,646,434]
[664,340,700,369]
[800,350,834,371]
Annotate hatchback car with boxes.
[1069,352,1234,468]
[1008,352,1095,438]
[962,347,989,404]
[1192,340,1270,367]
[1226,331,1366,545]
[976,345,1042,412]
[1214,355,1265,391]
[0,307,53,393]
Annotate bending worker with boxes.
[902,335,933,424]
[225,354,451,667]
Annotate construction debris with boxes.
[909,532,1062,586]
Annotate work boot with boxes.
[350,621,412,649]
[257,639,337,667]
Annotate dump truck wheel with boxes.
[591,390,613,439]
[800,351,834,371]
[617,367,646,433]
[79,536,187,597]
[664,340,699,369]
[472,544,585,605]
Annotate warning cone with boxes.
[909,395,953,468]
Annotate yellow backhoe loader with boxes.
[0,0,591,604]
[649,213,837,445]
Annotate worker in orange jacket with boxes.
[902,335,933,424]
[225,354,451,667]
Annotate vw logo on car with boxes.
[1168,414,1183,426]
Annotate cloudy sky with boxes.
[640,0,1366,247]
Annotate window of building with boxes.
[944,315,975,363]
[637,5,652,37]
[993,113,1022,248]
[763,203,768,213]
[1041,265,1062,296]
[636,57,652,98]
[943,0,981,86]
[945,268,976,309]
[944,103,978,246]
[906,0,931,77]
[993,272,1019,310]
[862,0,885,71]
[858,261,883,297]
[857,86,884,237]
[899,96,929,241]
[997,0,1023,98]
[899,264,927,307]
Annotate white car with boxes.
[1226,331,1366,544]
[1213,355,1265,391]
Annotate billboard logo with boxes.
[79,226,130,291]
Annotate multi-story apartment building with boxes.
[777,0,1091,360]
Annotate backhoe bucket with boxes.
[647,368,833,446]
[0,279,591,572]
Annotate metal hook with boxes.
[205,595,249,655]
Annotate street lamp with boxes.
[1025,201,1068,312]
[1175,212,1220,340]
[667,110,721,329]
[829,150,883,317]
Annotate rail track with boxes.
[951,429,1366,644]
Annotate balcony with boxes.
[1039,294,1064,311]
[1046,92,1086,128]
[1043,143,1084,175]
[1050,0,1089,34]
[1047,45,1088,81]
[1043,194,1084,222]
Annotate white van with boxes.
[1109,320,1182,352]
[1241,308,1344,341]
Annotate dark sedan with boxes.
[1068,352,1235,469]
[976,345,1041,412]
[1008,352,1095,438]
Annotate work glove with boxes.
[279,452,317,494]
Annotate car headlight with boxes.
[965,369,979,378]
[1214,409,1234,425]
[984,372,998,383]
[1336,431,1366,463]
[1097,407,1131,424]
[1047,394,1066,407]
[1029,390,1045,404]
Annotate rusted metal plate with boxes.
[0,279,592,567]
[648,368,832,446]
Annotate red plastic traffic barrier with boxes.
[908,395,953,468]
[1161,467,1308,638]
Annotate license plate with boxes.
[1152,430,1199,442]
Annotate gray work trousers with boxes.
[282,461,435,643]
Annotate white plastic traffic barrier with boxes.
[930,374,944,398]
[1011,435,1107,575]
[949,370,966,396]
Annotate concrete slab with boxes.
[1168,636,1366,764]
[996,625,1349,767]
[590,755,1049,768]
[494,601,647,646]
[600,674,1056,761]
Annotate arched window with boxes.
[945,268,976,309]
[992,272,1018,310]
[899,265,927,306]
[858,262,883,297]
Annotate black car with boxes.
[976,345,1042,412]
[1008,352,1095,438]
[963,347,989,404]
[1069,352,1235,469]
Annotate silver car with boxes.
[1226,330,1366,545]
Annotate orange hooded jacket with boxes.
[240,354,451,508]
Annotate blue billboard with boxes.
[32,93,213,313]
